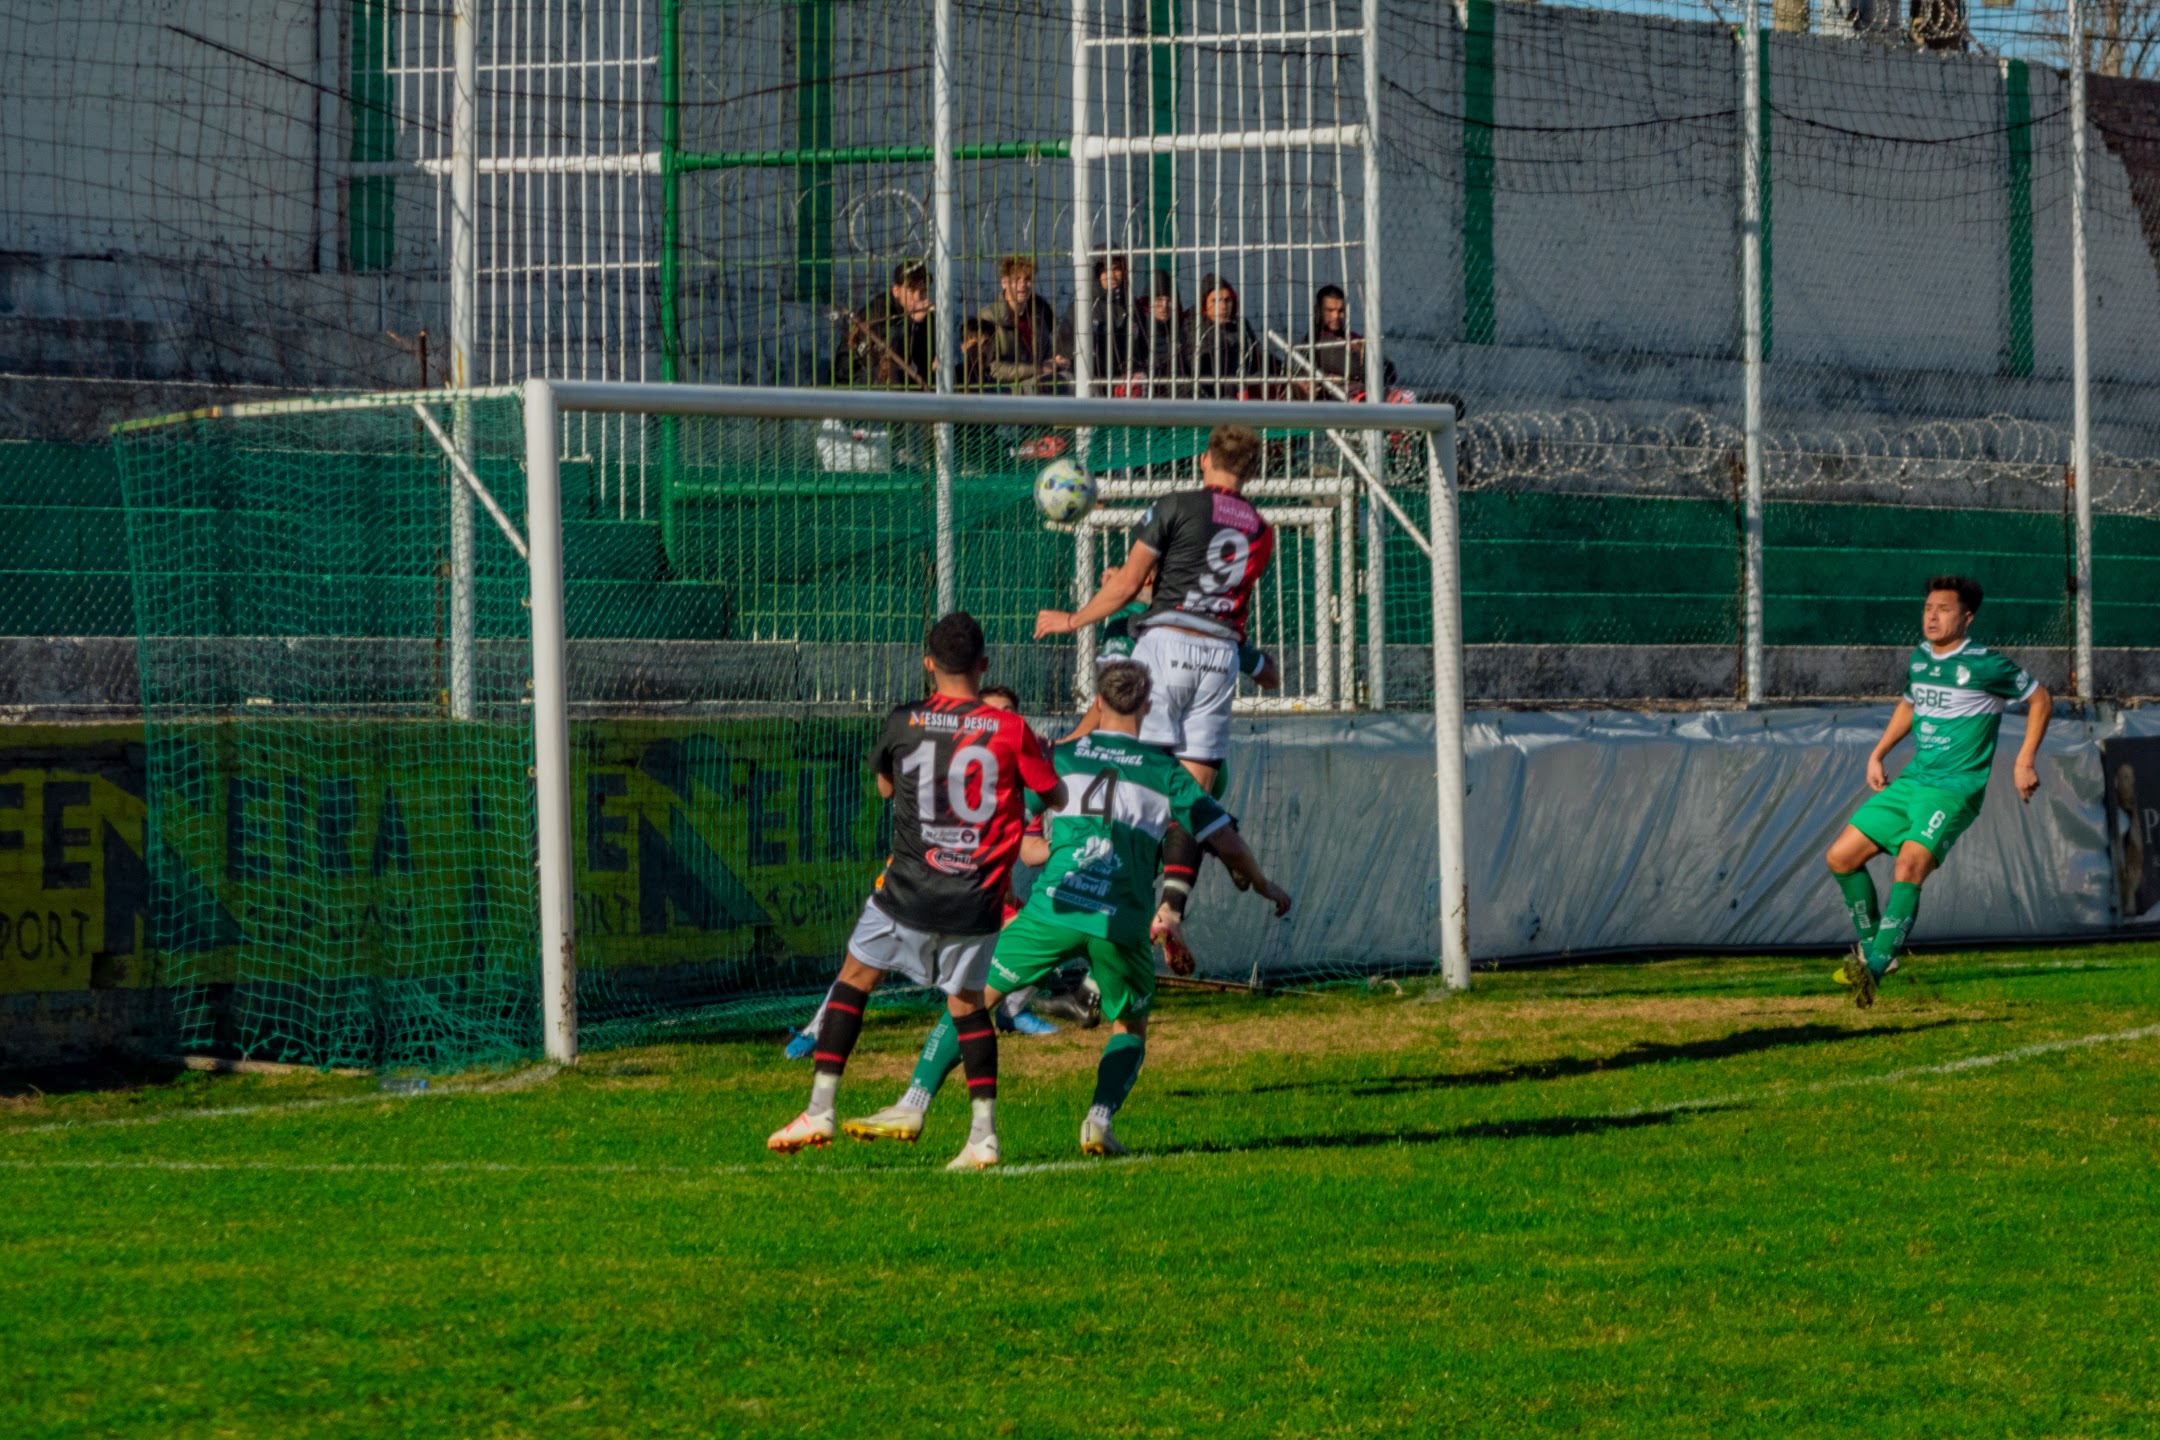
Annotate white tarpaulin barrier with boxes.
[1188,706,2159,975]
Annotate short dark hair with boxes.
[978,684,1021,710]
[1096,661,1152,717]
[1925,574,1983,615]
[1206,424,1263,482]
[961,317,997,344]
[1315,283,1347,305]
[891,260,930,291]
[925,611,985,673]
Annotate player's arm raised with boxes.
[2015,683,2051,802]
[1037,542,1158,638]
[1204,825,1292,916]
[1867,700,1914,792]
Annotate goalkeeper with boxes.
[1826,575,2049,1007]
[844,660,1292,1157]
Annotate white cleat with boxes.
[945,1134,1001,1171]
[766,1110,836,1154]
[841,1104,926,1144]
[1080,1116,1128,1158]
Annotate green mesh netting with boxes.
[109,399,1401,1066]
[107,396,2155,1069]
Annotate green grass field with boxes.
[5,944,2158,1439]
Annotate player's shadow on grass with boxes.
[1154,1104,1745,1157]
[1167,1018,1980,1100]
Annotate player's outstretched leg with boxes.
[946,997,1002,1170]
[768,962,877,1152]
[843,1005,970,1143]
[1082,1016,1147,1157]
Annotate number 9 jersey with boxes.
[871,694,1061,935]
[1130,486,1275,643]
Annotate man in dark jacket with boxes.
[1056,251,1136,389]
[1188,273,1266,399]
[1135,271,1189,389]
[835,261,933,389]
[1293,283,1396,398]
[976,254,1066,394]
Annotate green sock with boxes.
[1832,869,1880,947]
[1090,1033,1147,1116]
[909,1013,962,1097]
[1864,881,1922,978]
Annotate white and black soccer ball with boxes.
[1033,458,1096,525]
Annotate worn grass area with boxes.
[4,943,2158,1439]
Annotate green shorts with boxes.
[989,905,1155,1021]
[1849,776,1984,861]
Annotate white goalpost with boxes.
[518,381,1468,1063]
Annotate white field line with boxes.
[2,1027,2153,1174]
[1604,1022,2160,1120]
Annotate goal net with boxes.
[112,384,1460,1069]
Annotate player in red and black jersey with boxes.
[769,613,1062,1170]
[1035,424,1272,795]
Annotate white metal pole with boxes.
[1739,0,1765,707]
[932,0,958,616]
[2069,0,2095,706]
[1361,0,1388,710]
[449,0,479,720]
[1070,0,1094,404]
[316,0,340,274]
[1428,427,1469,989]
[523,379,578,1066]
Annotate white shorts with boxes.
[846,899,998,996]
[1130,625,1239,763]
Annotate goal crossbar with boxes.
[512,380,1463,1061]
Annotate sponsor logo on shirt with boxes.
[1074,835,1119,875]
[1211,491,1261,530]
[1910,660,1928,672]
[922,824,981,848]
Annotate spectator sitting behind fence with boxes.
[1137,271,1189,386]
[1189,273,1266,399]
[835,260,933,389]
[1057,250,1137,388]
[1294,283,1396,399]
[978,254,1066,394]
[957,317,1001,392]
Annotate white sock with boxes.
[1085,1103,1114,1131]
[898,1083,934,1112]
[968,1097,997,1143]
[997,987,1036,1020]
[808,1072,840,1117]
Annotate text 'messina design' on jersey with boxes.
[1901,638,2038,796]
[871,694,1060,935]
[1130,487,1276,643]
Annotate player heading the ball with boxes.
[1825,575,2050,1007]
[1036,424,1271,796]
[767,612,1064,1170]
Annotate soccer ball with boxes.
[1034,458,1096,525]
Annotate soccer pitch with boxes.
[5,945,2157,1439]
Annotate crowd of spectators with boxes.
[833,252,1399,403]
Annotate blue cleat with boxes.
[1001,1009,1059,1036]
[783,1028,817,1060]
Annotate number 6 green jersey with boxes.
[1901,638,2038,799]
[1026,730,1233,947]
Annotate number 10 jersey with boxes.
[871,694,1060,935]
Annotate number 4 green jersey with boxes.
[1901,639,2038,798]
[1026,730,1232,946]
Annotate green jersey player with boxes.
[1826,575,2050,1007]
[843,660,1293,1157]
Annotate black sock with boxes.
[813,981,870,1075]
[953,1006,998,1100]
